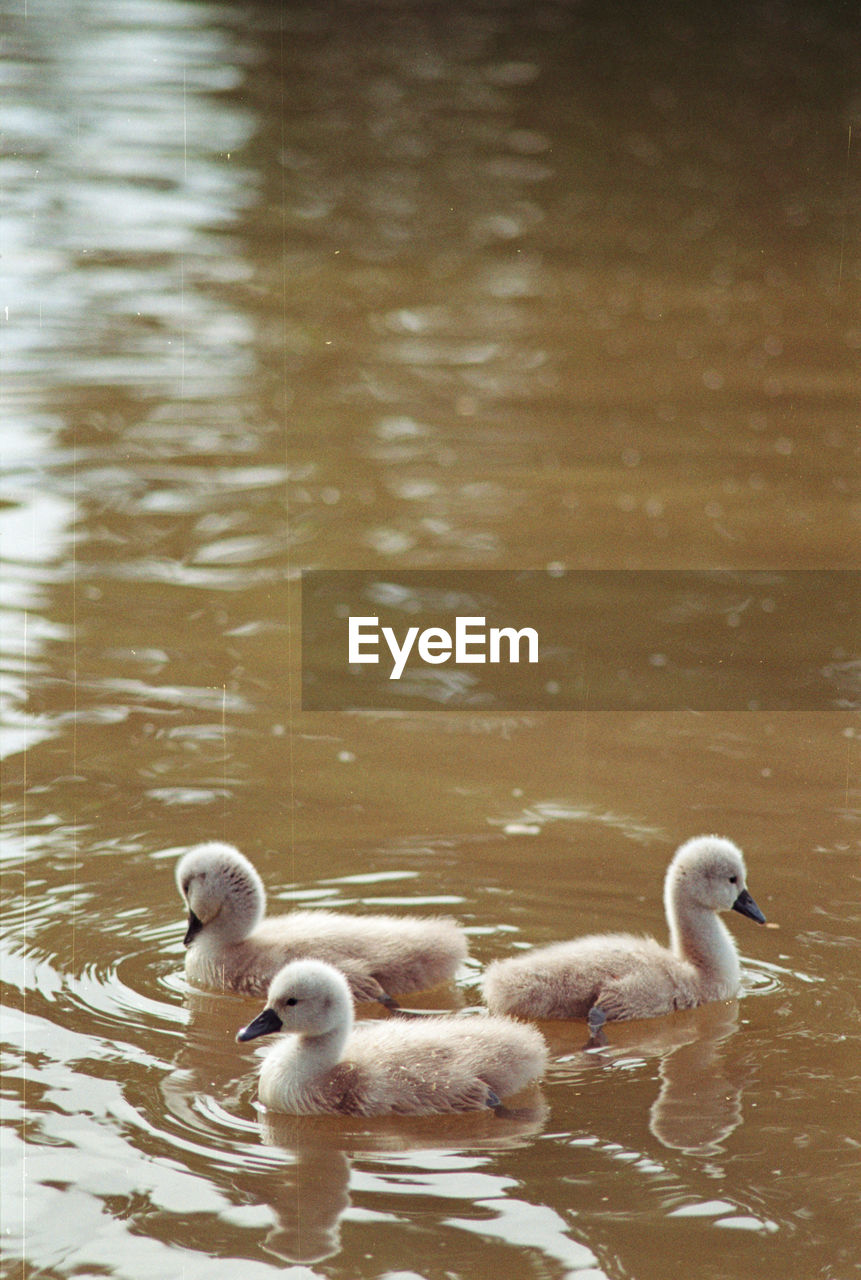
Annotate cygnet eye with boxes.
[285,997,298,1006]
[729,875,738,885]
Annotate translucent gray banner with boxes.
[300,570,858,711]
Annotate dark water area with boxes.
[2,1,859,1278]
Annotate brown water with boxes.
[2,1,859,1278]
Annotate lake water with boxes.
[2,1,859,1278]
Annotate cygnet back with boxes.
[176,841,468,1006]
[482,835,765,1024]
[237,959,548,1116]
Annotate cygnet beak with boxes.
[731,888,766,924]
[183,911,203,946]
[236,1007,283,1043]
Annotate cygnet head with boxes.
[665,835,765,923]
[175,841,265,947]
[236,959,353,1043]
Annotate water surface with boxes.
[2,1,859,1278]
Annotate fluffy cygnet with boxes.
[482,835,766,1026]
[236,959,548,1115]
[176,842,468,1007]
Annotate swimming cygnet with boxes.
[176,842,468,1008]
[236,959,548,1115]
[482,835,766,1027]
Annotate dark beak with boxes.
[732,888,766,924]
[183,911,203,947]
[236,1007,283,1043]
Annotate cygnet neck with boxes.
[667,895,740,983]
[222,884,264,942]
[197,864,264,946]
[294,993,354,1072]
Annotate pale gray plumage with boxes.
[237,959,548,1116]
[482,835,766,1024]
[176,842,468,1006]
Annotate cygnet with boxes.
[237,959,548,1115]
[482,835,766,1027]
[176,841,468,1008]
